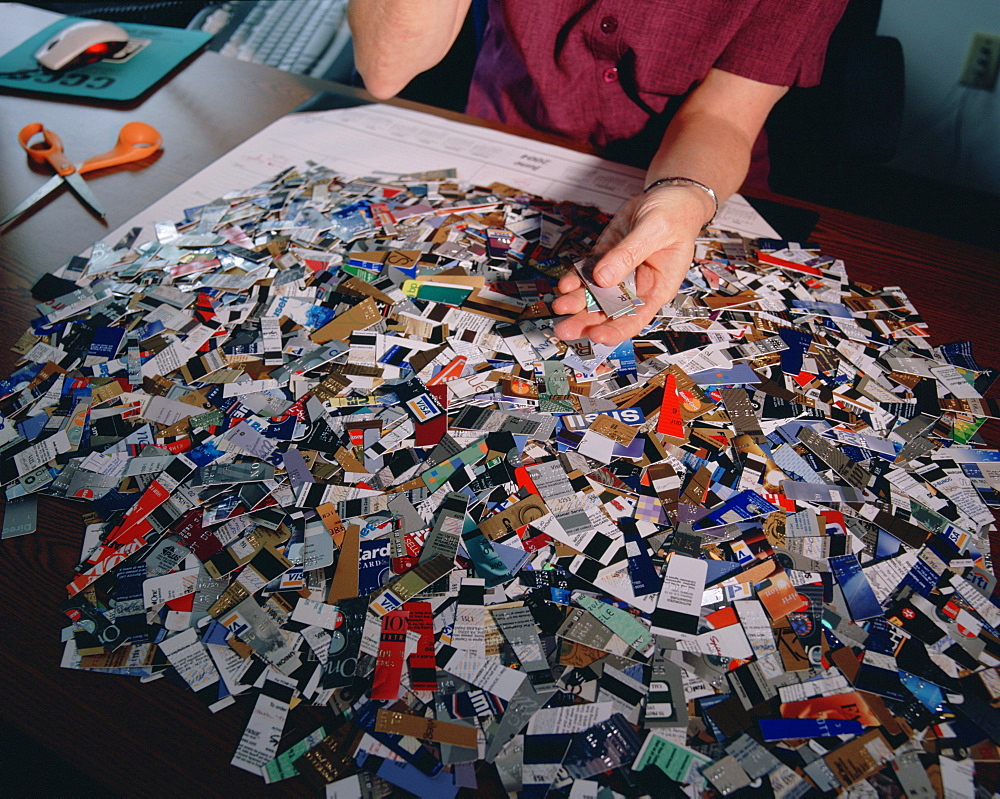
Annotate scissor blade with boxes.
[0,173,65,229]
[64,171,105,218]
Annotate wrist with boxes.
[642,177,718,227]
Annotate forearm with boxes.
[646,69,788,222]
[646,112,751,222]
[348,0,471,99]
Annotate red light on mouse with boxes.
[85,42,113,57]
[66,40,126,70]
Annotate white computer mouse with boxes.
[34,19,129,72]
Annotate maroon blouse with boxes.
[466,0,848,187]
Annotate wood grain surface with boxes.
[1,4,997,796]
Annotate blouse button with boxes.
[602,66,619,83]
[600,16,618,34]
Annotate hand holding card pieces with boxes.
[573,254,643,319]
[4,161,999,796]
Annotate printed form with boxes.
[102,103,776,249]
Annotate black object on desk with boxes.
[292,90,371,115]
[744,195,820,242]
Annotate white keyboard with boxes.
[205,0,352,78]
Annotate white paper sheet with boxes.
[100,103,777,250]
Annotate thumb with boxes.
[592,221,663,288]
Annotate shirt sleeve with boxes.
[714,0,850,87]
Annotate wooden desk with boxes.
[1,4,997,796]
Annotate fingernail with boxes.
[593,266,613,287]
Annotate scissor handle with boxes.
[18,123,75,176]
[78,122,163,174]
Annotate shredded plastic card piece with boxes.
[4,163,999,796]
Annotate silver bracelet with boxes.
[642,177,718,226]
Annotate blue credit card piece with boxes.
[376,759,459,799]
[492,538,532,574]
[899,671,946,713]
[16,412,49,442]
[695,490,778,530]
[688,364,761,386]
[186,440,226,467]
[704,558,742,586]
[899,556,940,599]
[0,361,45,396]
[758,718,863,741]
[609,340,636,377]
[829,554,883,621]
[358,539,392,594]
[853,660,908,702]
[777,327,812,375]
[88,326,127,358]
[790,300,852,318]
[201,620,231,646]
[624,531,661,596]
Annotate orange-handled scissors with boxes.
[0,121,163,230]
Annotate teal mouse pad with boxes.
[0,17,211,102]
